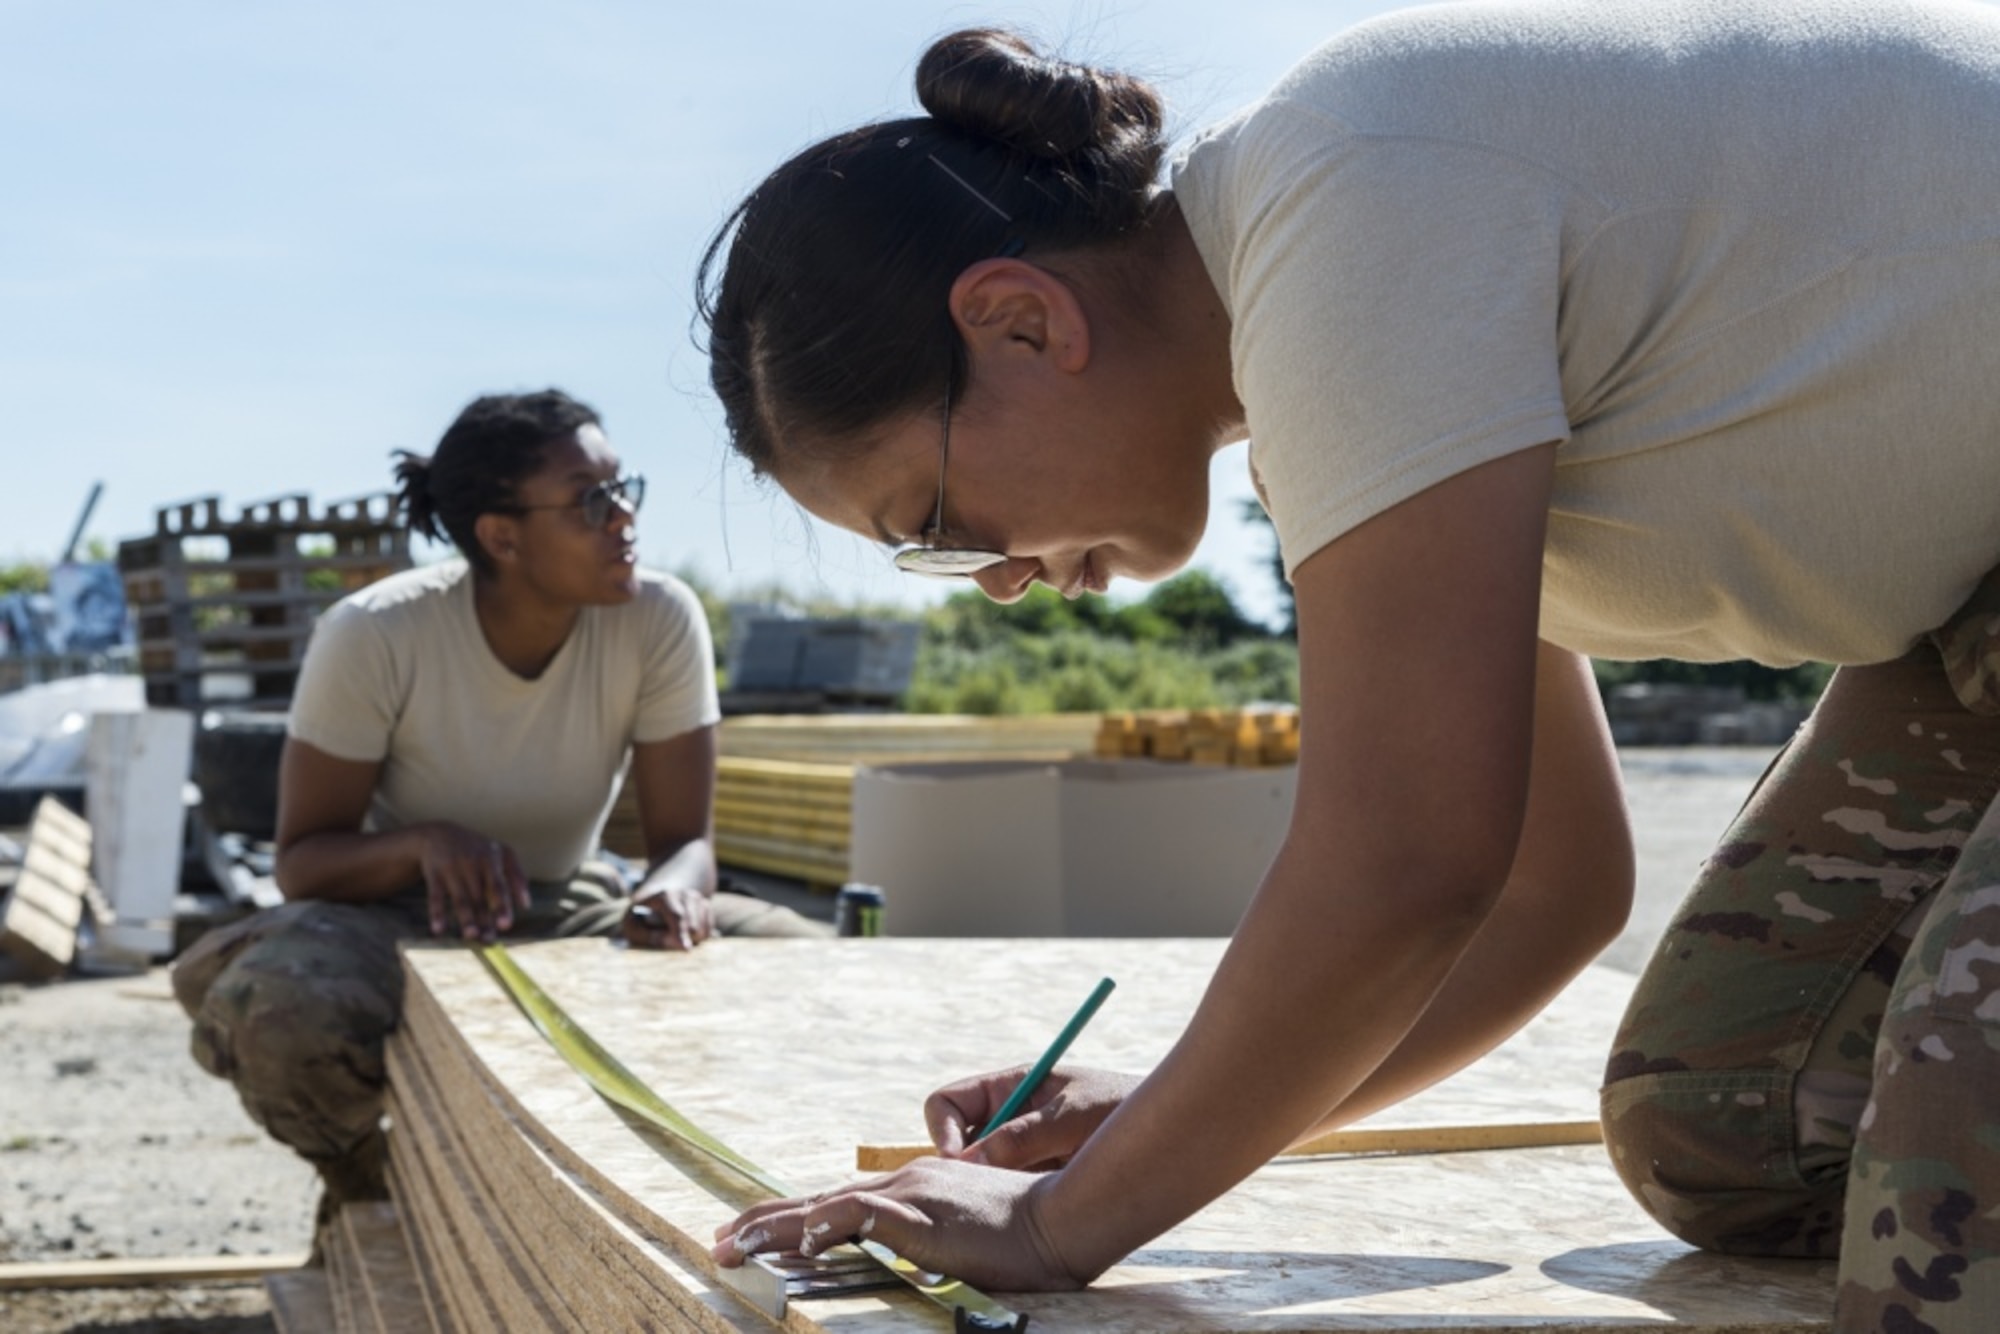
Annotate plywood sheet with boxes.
[397,938,1835,1331]
[389,984,777,1333]
[265,1267,336,1334]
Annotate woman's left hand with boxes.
[711,1158,1089,1292]
[622,884,714,950]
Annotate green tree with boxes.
[0,560,49,595]
[1240,499,1296,638]
[1140,570,1258,650]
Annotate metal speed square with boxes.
[723,1246,903,1319]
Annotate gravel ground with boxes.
[0,748,1775,1333]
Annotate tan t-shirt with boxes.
[1174,0,2000,666]
[287,561,719,881]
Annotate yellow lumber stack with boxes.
[710,756,853,887]
[1094,708,1300,767]
[602,715,1097,889]
[716,711,1100,765]
[602,710,1294,889]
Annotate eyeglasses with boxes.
[891,384,1006,578]
[506,473,645,529]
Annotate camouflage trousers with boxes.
[172,867,827,1201]
[1602,573,2000,1333]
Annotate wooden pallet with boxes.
[116,492,410,710]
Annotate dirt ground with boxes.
[0,748,1774,1333]
[0,962,314,1333]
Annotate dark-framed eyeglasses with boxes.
[891,384,1005,578]
[506,473,645,529]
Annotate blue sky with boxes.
[3,0,1391,627]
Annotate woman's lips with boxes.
[1060,552,1110,599]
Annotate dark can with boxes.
[835,883,886,937]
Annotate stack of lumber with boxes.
[1094,707,1300,766]
[371,944,781,1332]
[708,757,851,888]
[344,937,1835,1332]
[264,1201,430,1334]
[603,714,1102,888]
[598,755,855,888]
[718,712,1099,766]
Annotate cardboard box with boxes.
[849,759,1297,936]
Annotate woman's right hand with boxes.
[418,823,530,942]
[928,1065,1140,1171]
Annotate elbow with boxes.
[1511,837,1635,965]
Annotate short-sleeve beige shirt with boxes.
[1174,0,2000,666]
[287,561,719,881]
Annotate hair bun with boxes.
[916,28,1163,163]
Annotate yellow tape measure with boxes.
[476,944,1027,1332]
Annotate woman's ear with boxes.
[949,259,1092,374]
[473,513,519,567]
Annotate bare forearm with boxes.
[1036,848,1499,1278]
[1290,881,1603,1138]
[275,825,434,903]
[639,836,717,899]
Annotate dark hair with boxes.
[696,27,1167,476]
[391,388,602,572]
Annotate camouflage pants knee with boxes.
[171,867,635,1166]
[1601,580,2000,1332]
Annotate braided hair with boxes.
[392,388,602,573]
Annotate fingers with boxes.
[423,831,522,941]
[623,900,684,950]
[681,891,715,945]
[625,889,716,951]
[961,1110,1064,1171]
[925,1067,1031,1158]
[501,845,531,913]
[710,1189,914,1267]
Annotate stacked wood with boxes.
[717,712,1099,766]
[1094,707,1300,767]
[604,714,1101,889]
[342,938,1834,1331]
[318,1202,432,1334]
[117,492,409,710]
[0,798,97,978]
[379,947,771,1332]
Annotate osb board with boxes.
[338,1202,435,1334]
[400,939,1835,1332]
[387,998,772,1333]
[389,1028,691,1332]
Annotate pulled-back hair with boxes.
[696,28,1168,476]
[391,388,602,573]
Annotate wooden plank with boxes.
[266,1267,337,1334]
[394,939,1834,1332]
[389,983,770,1332]
[855,1118,1606,1172]
[0,798,96,976]
[342,1202,434,1334]
[0,1252,309,1289]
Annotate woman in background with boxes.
[175,388,826,1247]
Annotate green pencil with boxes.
[973,976,1117,1143]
